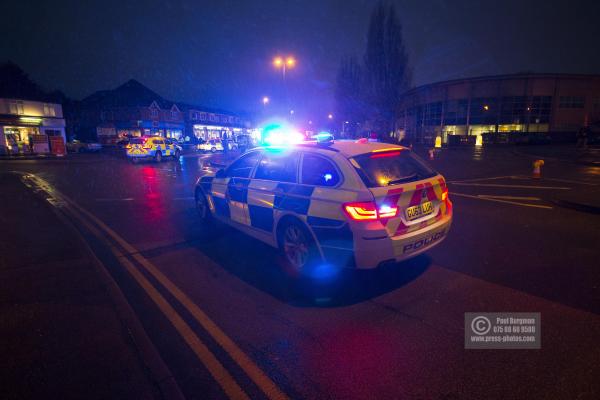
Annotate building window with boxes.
[209,114,217,122]
[200,112,207,121]
[171,110,178,119]
[43,103,56,117]
[191,111,197,120]
[150,107,159,118]
[559,96,584,109]
[9,101,24,115]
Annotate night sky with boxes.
[2,0,600,122]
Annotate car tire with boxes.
[195,189,213,223]
[211,147,217,153]
[155,151,162,163]
[278,219,321,277]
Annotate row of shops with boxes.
[97,123,261,145]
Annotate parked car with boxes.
[198,139,225,153]
[66,139,102,153]
[126,136,181,163]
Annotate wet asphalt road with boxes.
[1,146,600,399]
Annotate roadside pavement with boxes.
[0,173,177,400]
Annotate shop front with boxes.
[1,116,66,156]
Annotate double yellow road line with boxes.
[20,173,289,400]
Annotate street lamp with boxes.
[262,96,270,106]
[273,55,296,79]
[328,113,333,120]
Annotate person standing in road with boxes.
[222,132,229,155]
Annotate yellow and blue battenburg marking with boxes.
[198,174,360,266]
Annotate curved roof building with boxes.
[395,73,600,143]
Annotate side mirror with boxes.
[215,168,227,179]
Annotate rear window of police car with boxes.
[351,149,437,187]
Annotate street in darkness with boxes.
[1,145,599,399]
[2,1,600,399]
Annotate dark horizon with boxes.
[2,0,600,119]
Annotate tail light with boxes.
[343,202,398,221]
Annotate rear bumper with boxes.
[126,152,154,158]
[353,215,452,269]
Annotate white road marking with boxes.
[96,197,135,201]
[452,192,553,209]
[448,175,513,183]
[511,175,600,186]
[450,182,570,190]
[478,195,542,201]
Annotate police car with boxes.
[126,136,181,163]
[198,139,226,153]
[194,137,452,273]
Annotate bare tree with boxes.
[334,55,364,136]
[363,2,411,139]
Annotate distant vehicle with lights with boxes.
[194,134,452,275]
[197,139,228,153]
[66,139,102,153]
[125,136,181,163]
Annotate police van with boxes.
[126,136,181,163]
[194,137,452,273]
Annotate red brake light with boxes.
[370,151,401,159]
[343,202,398,220]
[343,202,377,220]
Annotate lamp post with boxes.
[273,55,296,110]
[273,56,296,80]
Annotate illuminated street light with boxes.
[290,109,295,115]
[262,96,270,105]
[328,113,333,120]
[483,105,490,111]
[273,54,296,80]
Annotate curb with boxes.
[551,198,600,215]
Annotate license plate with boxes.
[405,201,434,221]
